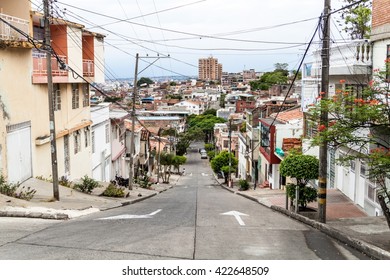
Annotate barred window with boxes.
[72,84,79,109]
[53,84,61,111]
[74,130,81,154]
[91,131,95,153]
[84,127,90,148]
[82,84,89,107]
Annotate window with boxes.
[84,127,90,148]
[260,124,270,147]
[74,130,81,154]
[367,180,379,204]
[105,124,110,143]
[91,131,95,153]
[72,84,79,109]
[223,140,229,148]
[350,159,356,172]
[360,161,367,178]
[53,84,61,111]
[82,84,89,107]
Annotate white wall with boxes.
[91,103,111,181]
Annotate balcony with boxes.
[308,40,372,77]
[32,51,68,83]
[83,59,94,77]
[0,13,32,48]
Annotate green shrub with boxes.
[207,151,215,161]
[238,179,249,191]
[102,184,125,197]
[59,176,72,188]
[0,175,36,201]
[73,175,100,194]
[285,183,317,209]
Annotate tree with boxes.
[203,108,217,116]
[211,151,238,183]
[137,77,154,87]
[280,153,319,209]
[172,155,187,174]
[249,65,289,91]
[187,113,225,143]
[159,152,175,183]
[274,63,289,76]
[339,0,371,39]
[307,70,390,227]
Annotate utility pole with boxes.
[228,119,232,188]
[44,0,59,200]
[156,129,161,183]
[318,0,331,223]
[128,54,167,186]
[128,53,139,190]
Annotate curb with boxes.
[272,205,390,260]
[0,185,176,220]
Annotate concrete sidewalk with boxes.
[0,176,179,219]
[0,174,389,259]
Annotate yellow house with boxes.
[0,0,105,183]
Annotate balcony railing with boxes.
[0,13,29,41]
[83,59,94,77]
[32,52,68,77]
[306,40,372,77]
[329,40,372,67]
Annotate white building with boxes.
[91,103,111,182]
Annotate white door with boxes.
[7,125,32,183]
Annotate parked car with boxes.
[199,148,206,154]
[201,152,208,159]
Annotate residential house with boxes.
[0,1,104,183]
[110,108,129,179]
[173,100,205,115]
[301,23,376,214]
[235,94,256,113]
[258,107,303,189]
[91,103,111,182]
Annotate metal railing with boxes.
[0,13,29,41]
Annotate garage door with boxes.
[6,121,32,183]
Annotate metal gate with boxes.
[6,121,32,183]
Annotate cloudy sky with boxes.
[31,0,347,80]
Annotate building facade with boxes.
[0,1,105,183]
[198,57,222,81]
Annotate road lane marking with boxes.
[221,210,249,226]
[97,209,162,220]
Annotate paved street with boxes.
[0,144,370,260]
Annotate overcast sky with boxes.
[31,0,347,80]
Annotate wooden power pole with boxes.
[44,0,59,200]
[128,53,139,190]
[318,0,331,223]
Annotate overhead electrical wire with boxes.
[55,1,320,45]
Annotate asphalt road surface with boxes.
[0,143,370,260]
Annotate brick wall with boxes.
[372,0,390,28]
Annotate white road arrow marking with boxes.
[201,173,209,176]
[221,211,249,226]
[98,209,162,220]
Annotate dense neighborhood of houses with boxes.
[0,0,389,220]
